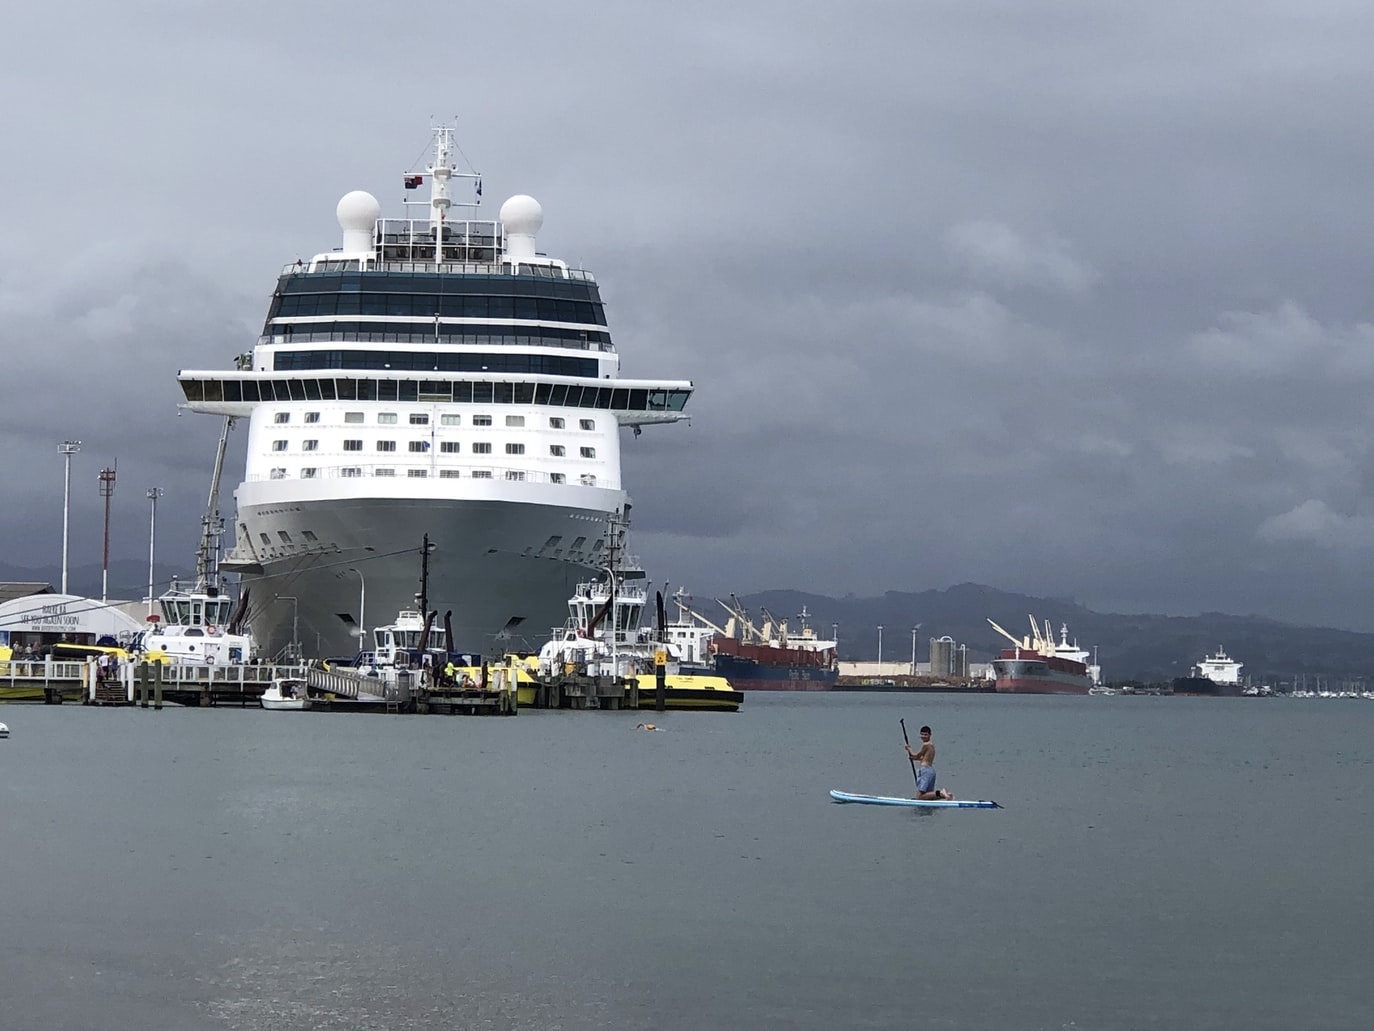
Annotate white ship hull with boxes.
[232,489,621,658]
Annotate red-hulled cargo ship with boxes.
[709,634,838,692]
[987,616,1099,695]
[669,593,838,692]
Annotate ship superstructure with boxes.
[177,125,692,658]
[1194,647,1242,684]
[1172,646,1245,696]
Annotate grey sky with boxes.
[4,1,1374,628]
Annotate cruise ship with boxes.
[176,126,692,659]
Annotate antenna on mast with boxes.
[402,124,483,263]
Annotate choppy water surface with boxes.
[2,693,1371,1030]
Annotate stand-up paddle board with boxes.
[830,789,1001,809]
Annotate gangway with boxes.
[306,665,410,702]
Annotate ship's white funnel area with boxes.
[500,195,543,259]
[337,191,381,254]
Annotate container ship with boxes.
[665,594,838,691]
[1171,646,1243,696]
[987,616,1100,695]
[175,124,692,659]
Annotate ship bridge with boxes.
[177,372,691,427]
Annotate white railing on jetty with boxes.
[0,660,87,684]
[0,659,306,695]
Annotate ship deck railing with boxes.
[241,463,601,485]
[280,259,596,283]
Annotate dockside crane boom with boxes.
[988,618,1030,650]
[195,416,237,594]
[671,588,727,635]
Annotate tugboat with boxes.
[532,514,742,711]
[136,419,255,665]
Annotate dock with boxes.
[3,658,310,707]
[1,657,735,714]
[0,659,518,714]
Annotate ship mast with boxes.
[403,124,483,264]
[429,127,452,263]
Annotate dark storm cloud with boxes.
[3,1,1374,627]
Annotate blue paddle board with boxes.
[830,789,1001,809]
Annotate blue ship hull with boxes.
[712,653,838,692]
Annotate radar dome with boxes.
[336,190,381,254]
[499,194,543,235]
[500,195,543,259]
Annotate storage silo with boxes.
[930,636,956,677]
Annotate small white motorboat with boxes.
[0,722,9,738]
[260,678,309,711]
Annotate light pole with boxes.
[911,624,922,675]
[146,488,164,617]
[348,567,366,646]
[98,464,117,603]
[603,566,618,679]
[277,595,299,662]
[877,625,884,667]
[59,440,81,594]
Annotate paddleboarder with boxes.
[904,725,954,800]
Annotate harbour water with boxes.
[2,693,1371,1030]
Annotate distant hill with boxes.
[730,583,1374,686]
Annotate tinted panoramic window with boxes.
[272,350,598,378]
[180,377,690,413]
[269,271,606,327]
[260,323,612,350]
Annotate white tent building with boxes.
[0,593,144,651]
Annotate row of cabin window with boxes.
[265,469,595,484]
[270,440,596,457]
[271,412,596,430]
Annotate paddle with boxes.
[900,718,921,793]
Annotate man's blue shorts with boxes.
[916,766,936,793]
